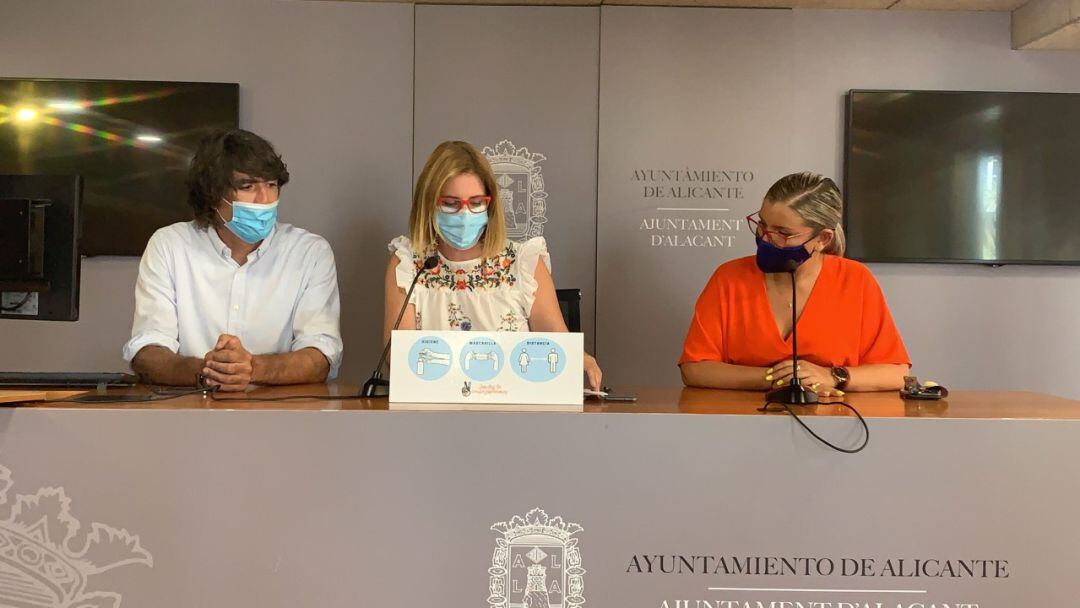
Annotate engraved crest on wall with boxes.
[489,507,584,608]
[0,464,152,608]
[482,140,548,241]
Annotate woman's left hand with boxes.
[584,353,603,392]
[770,359,840,395]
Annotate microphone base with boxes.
[360,376,389,398]
[765,383,819,406]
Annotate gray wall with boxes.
[0,0,415,383]
[1,2,1078,399]
[597,7,795,388]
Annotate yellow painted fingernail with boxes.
[775,379,785,386]
[766,367,774,374]
[836,390,845,396]
[765,374,773,381]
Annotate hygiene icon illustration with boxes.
[407,337,453,381]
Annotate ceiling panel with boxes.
[601,0,894,6]
[892,0,1027,9]
[350,0,1025,7]
[1021,20,1080,48]
[403,0,1023,6]
[330,0,1079,48]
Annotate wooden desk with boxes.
[16,383,1080,419]
[0,388,88,404]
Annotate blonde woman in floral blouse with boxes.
[383,140,603,390]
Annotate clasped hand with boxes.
[202,334,254,392]
[767,359,844,397]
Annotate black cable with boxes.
[0,293,32,312]
[43,385,218,404]
[761,400,870,454]
[210,391,369,403]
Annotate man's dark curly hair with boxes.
[187,129,290,228]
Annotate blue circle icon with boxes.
[407,336,453,381]
[459,337,504,382]
[510,338,567,383]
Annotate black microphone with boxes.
[360,254,439,397]
[763,258,819,406]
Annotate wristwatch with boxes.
[830,366,850,391]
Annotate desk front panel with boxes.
[0,392,1075,606]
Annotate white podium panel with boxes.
[389,330,584,408]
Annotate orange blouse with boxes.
[679,255,910,369]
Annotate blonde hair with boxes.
[409,141,507,260]
[764,171,846,256]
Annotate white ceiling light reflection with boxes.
[47,100,84,112]
[136,134,164,143]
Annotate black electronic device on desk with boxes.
[600,386,637,403]
[0,372,137,389]
[900,376,949,400]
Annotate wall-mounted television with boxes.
[0,78,238,256]
[844,90,1080,266]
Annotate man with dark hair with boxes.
[123,129,342,390]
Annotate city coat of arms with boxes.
[488,508,584,608]
[482,140,548,241]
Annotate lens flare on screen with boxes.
[85,89,178,108]
[14,107,38,123]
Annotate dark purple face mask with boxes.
[755,236,813,273]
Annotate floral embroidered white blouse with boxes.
[389,236,551,332]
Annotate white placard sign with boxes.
[389,330,584,408]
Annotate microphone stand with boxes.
[764,267,819,406]
[360,255,438,397]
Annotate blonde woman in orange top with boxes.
[679,172,910,396]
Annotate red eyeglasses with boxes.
[438,196,492,214]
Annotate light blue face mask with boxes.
[220,200,278,244]
[436,209,488,250]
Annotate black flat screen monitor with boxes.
[845,90,1080,265]
[0,174,81,321]
[0,78,238,256]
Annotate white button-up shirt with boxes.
[123,221,343,378]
